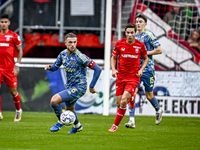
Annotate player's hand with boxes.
[136,69,143,77]
[13,66,20,76]
[89,88,98,94]
[44,65,52,70]
[112,70,118,78]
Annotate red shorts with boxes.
[0,69,18,87]
[115,78,139,96]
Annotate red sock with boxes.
[114,106,127,126]
[0,95,1,112]
[13,93,21,110]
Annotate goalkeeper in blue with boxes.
[45,32,102,134]
[125,14,163,129]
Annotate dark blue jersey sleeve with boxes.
[89,63,102,88]
[50,52,63,71]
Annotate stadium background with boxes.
[0,0,199,117]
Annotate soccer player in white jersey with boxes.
[125,14,163,129]
[45,32,102,134]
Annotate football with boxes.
[60,110,76,126]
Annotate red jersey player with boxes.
[0,14,23,121]
[108,23,148,132]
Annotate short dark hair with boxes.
[65,32,77,40]
[135,14,147,23]
[125,23,137,32]
[0,14,9,20]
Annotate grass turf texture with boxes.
[0,111,199,150]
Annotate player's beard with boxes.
[67,46,76,54]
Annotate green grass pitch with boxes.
[0,111,199,150]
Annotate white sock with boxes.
[113,124,118,128]
[16,109,21,112]
[156,108,161,113]
[74,122,81,128]
[130,117,135,123]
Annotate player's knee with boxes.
[50,96,58,105]
[10,91,17,97]
[8,87,17,97]
[50,98,57,105]
[120,99,127,107]
[146,94,153,100]
[50,94,62,105]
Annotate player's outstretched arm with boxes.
[44,64,59,71]
[89,63,102,94]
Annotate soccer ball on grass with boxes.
[60,110,76,126]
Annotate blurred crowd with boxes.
[147,0,200,53]
[163,5,200,52]
[187,29,200,53]
[1,0,200,52]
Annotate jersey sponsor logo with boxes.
[133,46,141,49]
[0,43,9,47]
[121,48,125,51]
[121,54,138,58]
[5,35,13,37]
